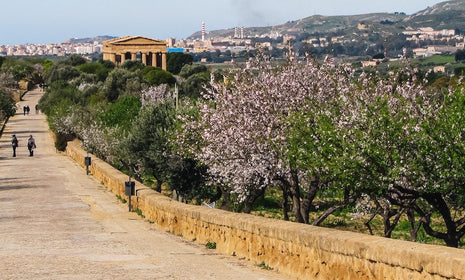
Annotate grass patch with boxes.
[417,54,455,65]
[322,217,347,228]
[134,208,145,218]
[251,187,285,220]
[141,174,157,188]
[116,195,127,204]
[248,191,464,248]
[205,241,216,249]
[258,261,273,270]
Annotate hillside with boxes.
[277,13,406,35]
[188,13,405,39]
[402,0,465,31]
[188,0,465,39]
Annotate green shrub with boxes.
[54,132,69,151]
[143,68,176,86]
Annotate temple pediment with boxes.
[104,36,166,47]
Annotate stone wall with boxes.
[65,140,465,280]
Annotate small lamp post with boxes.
[125,175,135,212]
[84,152,91,175]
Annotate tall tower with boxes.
[202,22,206,42]
[241,27,244,39]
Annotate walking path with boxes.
[0,88,290,280]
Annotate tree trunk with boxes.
[312,195,355,226]
[290,186,305,223]
[288,169,305,223]
[312,202,345,226]
[282,188,290,221]
[275,169,310,224]
[219,186,232,211]
[406,208,420,242]
[301,177,319,224]
[242,187,267,214]
[417,193,464,248]
[383,207,405,238]
[364,212,377,235]
[155,179,162,193]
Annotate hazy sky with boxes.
[0,0,446,45]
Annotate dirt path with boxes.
[0,88,291,280]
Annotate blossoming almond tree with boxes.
[408,85,465,247]
[358,74,465,247]
[181,55,360,220]
[288,68,431,232]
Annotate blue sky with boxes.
[0,0,446,45]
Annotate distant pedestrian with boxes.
[26,105,30,115]
[35,104,39,114]
[23,106,26,116]
[11,135,18,157]
[27,135,36,157]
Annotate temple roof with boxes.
[103,35,166,46]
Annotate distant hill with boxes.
[65,36,116,44]
[402,0,465,31]
[270,13,406,35]
[190,13,406,39]
[188,0,465,39]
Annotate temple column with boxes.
[110,53,116,64]
[162,52,167,70]
[131,52,137,60]
[142,52,147,65]
[120,53,126,64]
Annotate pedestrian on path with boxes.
[35,104,39,114]
[23,106,26,116]
[11,134,18,157]
[27,135,36,157]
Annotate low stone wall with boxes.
[65,139,465,280]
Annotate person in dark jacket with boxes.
[27,135,36,157]
[12,134,18,157]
